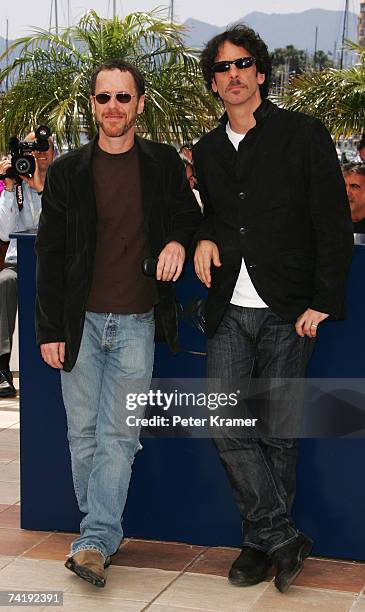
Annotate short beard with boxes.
[96,116,136,138]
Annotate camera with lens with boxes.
[0,125,51,181]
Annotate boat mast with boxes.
[5,18,9,92]
[340,0,349,69]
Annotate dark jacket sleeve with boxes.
[163,147,202,250]
[192,142,219,246]
[35,162,67,345]
[305,118,354,318]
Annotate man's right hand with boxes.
[194,240,221,288]
[40,342,65,369]
[0,158,16,192]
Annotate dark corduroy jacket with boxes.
[193,99,354,338]
[35,136,201,372]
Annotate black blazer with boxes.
[35,136,201,371]
[193,99,354,338]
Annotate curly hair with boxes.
[200,24,272,99]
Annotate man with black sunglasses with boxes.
[35,59,201,588]
[193,25,353,593]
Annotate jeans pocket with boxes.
[132,308,155,324]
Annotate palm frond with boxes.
[0,9,218,150]
[282,40,365,136]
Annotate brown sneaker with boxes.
[65,549,110,587]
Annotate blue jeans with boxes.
[61,310,155,560]
[207,305,314,554]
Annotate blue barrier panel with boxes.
[14,231,365,559]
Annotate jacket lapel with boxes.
[135,136,158,227]
[73,137,98,232]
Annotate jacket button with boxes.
[249,264,257,269]
[238,192,247,200]
[239,227,246,235]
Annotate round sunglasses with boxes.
[211,56,256,73]
[93,92,136,104]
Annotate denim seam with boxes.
[70,544,107,562]
[256,443,287,518]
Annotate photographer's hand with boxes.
[22,157,44,193]
[0,157,16,192]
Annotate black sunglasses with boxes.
[211,56,256,73]
[93,92,136,104]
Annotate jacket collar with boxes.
[218,97,277,130]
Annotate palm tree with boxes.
[282,42,365,137]
[0,9,219,150]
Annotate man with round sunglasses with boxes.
[193,25,353,593]
[35,58,201,587]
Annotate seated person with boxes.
[0,132,54,396]
[342,162,365,233]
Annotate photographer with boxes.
[0,131,54,397]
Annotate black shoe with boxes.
[0,370,16,398]
[271,534,313,593]
[229,547,271,586]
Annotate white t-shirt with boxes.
[226,122,268,308]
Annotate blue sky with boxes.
[2,0,359,39]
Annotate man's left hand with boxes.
[156,241,185,282]
[295,308,329,338]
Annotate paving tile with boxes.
[112,539,206,571]
[353,595,365,610]
[61,593,146,611]
[23,533,75,560]
[0,604,43,612]
[0,461,20,483]
[0,411,19,429]
[0,430,19,445]
[0,555,15,571]
[0,505,20,529]
[188,546,244,578]
[0,480,20,505]
[0,400,18,410]
[153,572,269,611]
[250,584,356,611]
[148,606,215,612]
[67,566,178,601]
[0,449,18,462]
[294,557,365,592]
[0,557,75,590]
[0,529,51,556]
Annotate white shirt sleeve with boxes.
[0,190,17,242]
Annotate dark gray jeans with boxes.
[0,265,17,357]
[207,304,314,554]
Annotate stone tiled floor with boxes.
[0,384,365,611]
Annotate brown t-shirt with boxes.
[86,143,158,313]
